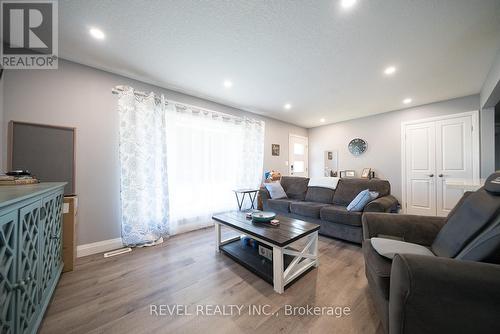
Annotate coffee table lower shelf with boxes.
[219,239,313,289]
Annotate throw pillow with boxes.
[371,237,435,260]
[347,189,373,211]
[264,182,287,199]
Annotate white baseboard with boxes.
[77,238,124,258]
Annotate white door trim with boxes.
[288,134,309,177]
[401,110,480,214]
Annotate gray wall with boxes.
[496,104,500,170]
[0,76,3,170]
[3,60,306,245]
[481,106,496,176]
[481,47,500,109]
[308,95,493,202]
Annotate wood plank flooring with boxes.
[39,227,383,334]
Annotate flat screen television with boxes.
[8,121,76,196]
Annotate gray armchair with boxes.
[362,172,500,334]
[390,254,500,334]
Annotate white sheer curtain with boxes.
[165,106,265,234]
[117,88,169,246]
[117,86,265,239]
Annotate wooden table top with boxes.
[212,211,320,247]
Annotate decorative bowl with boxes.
[251,211,276,223]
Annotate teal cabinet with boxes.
[0,183,65,334]
[40,193,63,302]
[0,211,18,334]
[17,200,41,334]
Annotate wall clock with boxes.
[348,138,367,156]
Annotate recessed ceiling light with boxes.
[384,66,397,75]
[320,118,325,123]
[89,27,105,40]
[284,103,292,110]
[223,80,233,88]
[341,0,357,9]
[403,98,412,104]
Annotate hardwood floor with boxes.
[40,227,383,334]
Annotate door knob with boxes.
[438,174,444,177]
[428,174,434,177]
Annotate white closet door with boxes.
[405,122,437,216]
[435,116,473,217]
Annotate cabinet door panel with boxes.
[40,192,63,300]
[17,200,41,334]
[0,212,18,334]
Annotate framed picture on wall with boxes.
[340,170,355,178]
[272,144,280,156]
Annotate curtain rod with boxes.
[111,85,263,124]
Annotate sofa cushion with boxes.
[267,199,296,213]
[320,205,363,226]
[458,221,500,264]
[432,188,500,258]
[363,240,392,299]
[333,178,390,206]
[305,187,335,203]
[290,201,330,219]
[280,176,309,200]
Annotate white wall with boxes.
[3,60,306,245]
[481,47,500,109]
[308,95,491,202]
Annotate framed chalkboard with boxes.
[8,121,76,195]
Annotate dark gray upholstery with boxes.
[280,176,309,200]
[290,201,329,219]
[266,198,295,213]
[363,213,446,246]
[318,220,363,243]
[305,186,334,203]
[333,178,391,206]
[363,240,392,299]
[320,205,363,226]
[432,188,500,258]
[389,255,500,334]
[363,172,500,334]
[459,220,500,263]
[364,195,399,213]
[259,177,399,243]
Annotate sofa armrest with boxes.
[362,213,446,246]
[390,254,500,334]
[364,195,399,213]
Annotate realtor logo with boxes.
[1,0,58,69]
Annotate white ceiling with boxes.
[59,0,500,128]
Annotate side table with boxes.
[233,189,259,211]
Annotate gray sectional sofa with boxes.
[259,176,399,243]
